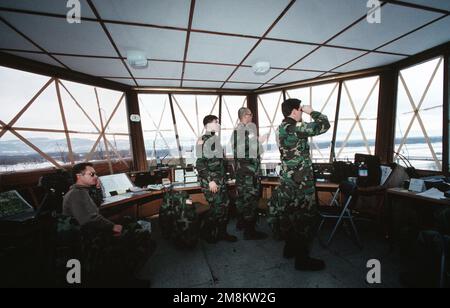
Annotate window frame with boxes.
[0,66,131,174]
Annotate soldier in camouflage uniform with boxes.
[269,99,330,271]
[232,107,268,240]
[196,115,237,244]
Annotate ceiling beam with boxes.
[0,15,70,70]
[0,51,130,92]
[86,0,139,87]
[0,6,411,59]
[320,13,449,76]
[0,48,346,73]
[259,2,389,89]
[219,0,297,88]
[135,88,251,95]
[381,0,450,15]
[180,0,196,87]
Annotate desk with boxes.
[386,188,450,247]
[261,179,339,205]
[387,188,450,206]
[100,183,215,219]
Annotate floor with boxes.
[138,217,404,288]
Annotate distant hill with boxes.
[0,137,130,155]
[0,136,442,156]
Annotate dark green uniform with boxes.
[196,132,230,242]
[268,112,330,244]
[159,190,199,248]
[232,123,262,225]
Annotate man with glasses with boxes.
[63,162,122,235]
[63,162,154,287]
[232,107,268,240]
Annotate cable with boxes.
[394,151,414,169]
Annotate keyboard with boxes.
[131,191,149,196]
[147,184,164,191]
[102,194,131,204]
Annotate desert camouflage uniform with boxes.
[196,132,230,242]
[268,112,330,244]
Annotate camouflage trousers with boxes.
[160,191,200,248]
[83,217,154,278]
[56,216,155,286]
[236,174,261,223]
[200,179,230,241]
[268,173,319,244]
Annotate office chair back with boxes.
[38,170,73,216]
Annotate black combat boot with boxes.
[201,223,218,244]
[243,219,268,240]
[283,233,296,259]
[294,238,325,271]
[219,223,238,242]
[236,217,244,231]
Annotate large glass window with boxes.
[221,95,247,156]
[172,94,219,161]
[286,82,339,163]
[257,91,284,163]
[335,76,380,161]
[395,57,444,171]
[0,66,130,173]
[139,94,177,161]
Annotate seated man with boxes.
[63,162,154,287]
[63,162,121,234]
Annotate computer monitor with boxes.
[134,172,160,187]
[173,168,185,184]
[354,153,381,187]
[99,173,135,198]
[0,190,35,220]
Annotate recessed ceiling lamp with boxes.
[252,61,271,75]
[127,50,148,68]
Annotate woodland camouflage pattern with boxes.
[232,123,263,224]
[196,132,230,242]
[268,111,330,243]
[159,190,199,248]
[56,215,154,285]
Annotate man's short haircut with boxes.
[282,98,302,118]
[72,162,94,182]
[238,107,251,120]
[203,115,219,127]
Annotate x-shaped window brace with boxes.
[286,83,339,161]
[395,57,443,170]
[336,77,380,159]
[0,78,128,172]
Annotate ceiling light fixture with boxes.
[252,61,271,75]
[127,50,148,68]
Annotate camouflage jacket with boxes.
[196,133,226,184]
[277,112,330,173]
[232,122,262,176]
